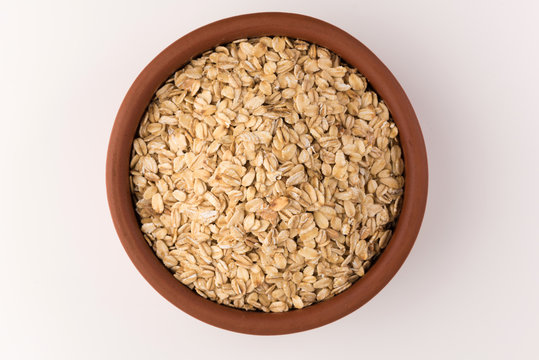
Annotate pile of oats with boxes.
[129,37,404,312]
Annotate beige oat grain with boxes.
[129,36,404,312]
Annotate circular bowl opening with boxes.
[106,12,428,335]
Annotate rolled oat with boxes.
[129,37,404,312]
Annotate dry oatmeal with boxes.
[129,36,404,312]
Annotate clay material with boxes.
[106,12,428,335]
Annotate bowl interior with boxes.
[106,12,428,335]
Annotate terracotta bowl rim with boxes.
[106,12,428,335]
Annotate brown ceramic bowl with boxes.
[106,12,428,335]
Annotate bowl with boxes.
[106,12,428,335]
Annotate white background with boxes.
[1,0,538,359]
